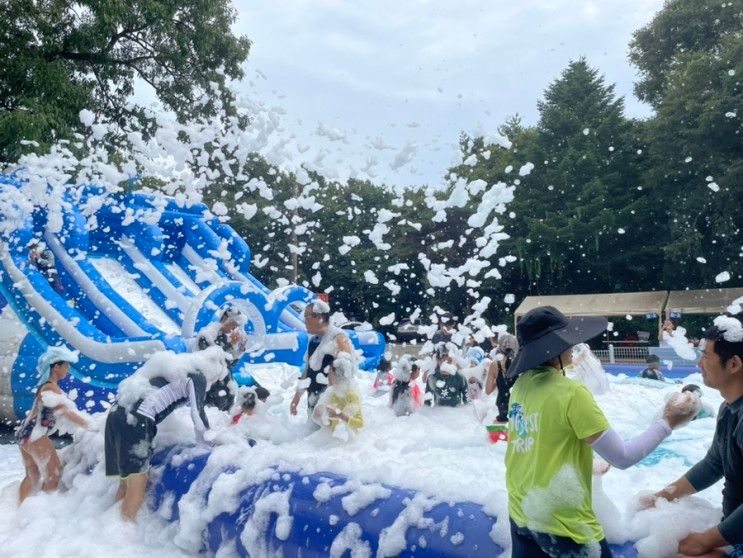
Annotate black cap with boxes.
[681,384,702,397]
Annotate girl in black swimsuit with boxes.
[16,346,89,504]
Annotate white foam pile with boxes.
[0,370,726,557]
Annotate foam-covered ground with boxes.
[0,369,725,557]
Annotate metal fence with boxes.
[391,343,653,365]
[594,345,650,364]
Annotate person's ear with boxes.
[726,355,743,375]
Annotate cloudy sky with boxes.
[230,0,665,188]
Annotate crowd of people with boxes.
[12,299,743,558]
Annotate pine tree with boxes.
[513,59,647,293]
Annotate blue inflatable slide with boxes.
[0,175,384,422]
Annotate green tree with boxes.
[507,59,647,294]
[629,0,742,107]
[639,36,743,287]
[0,0,250,162]
[629,0,742,288]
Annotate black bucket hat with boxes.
[507,306,607,379]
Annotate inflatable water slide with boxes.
[0,175,384,422]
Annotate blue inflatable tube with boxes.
[150,446,505,557]
[149,446,639,557]
[604,364,699,379]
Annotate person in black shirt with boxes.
[640,354,666,382]
[431,311,457,345]
[197,306,267,410]
[645,311,743,557]
[485,333,519,422]
[290,300,353,416]
[426,344,467,407]
[197,307,248,368]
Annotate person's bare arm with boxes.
[335,333,353,355]
[290,372,309,415]
[485,361,498,396]
[653,476,698,503]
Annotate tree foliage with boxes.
[0,0,250,162]
[1,0,741,334]
[629,0,742,107]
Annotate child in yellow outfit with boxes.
[312,352,364,439]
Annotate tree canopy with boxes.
[1,0,741,335]
[0,0,250,162]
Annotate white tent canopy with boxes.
[514,287,743,327]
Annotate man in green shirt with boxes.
[505,306,695,557]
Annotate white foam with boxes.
[0,371,727,557]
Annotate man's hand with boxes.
[289,398,299,416]
[678,527,726,557]
[636,492,659,510]
[639,477,698,511]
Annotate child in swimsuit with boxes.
[104,346,231,521]
[16,345,90,504]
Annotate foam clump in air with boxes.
[662,326,697,360]
[569,343,610,394]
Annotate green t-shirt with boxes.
[505,365,610,544]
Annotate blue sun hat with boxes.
[36,345,79,385]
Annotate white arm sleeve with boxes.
[187,378,207,443]
[590,420,671,470]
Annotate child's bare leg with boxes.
[25,437,62,493]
